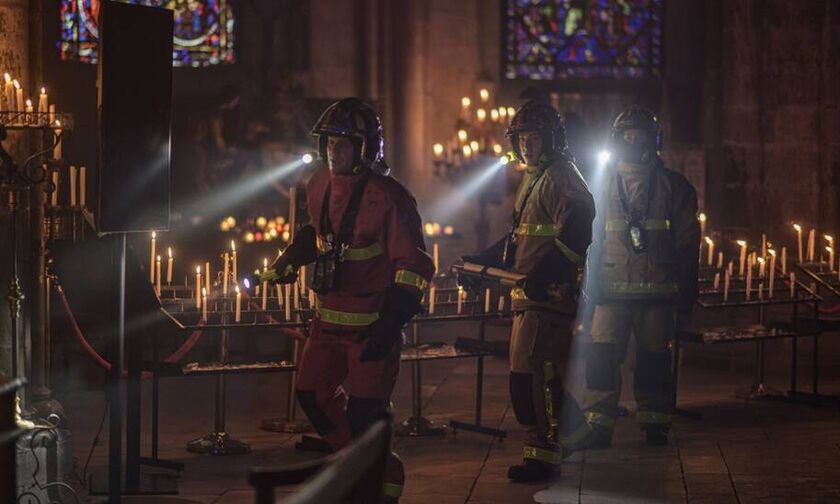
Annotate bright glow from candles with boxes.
[13,80,20,90]
[498,106,507,118]
[433,143,444,157]
[457,129,468,142]
[461,97,471,108]
[168,247,172,259]
[231,240,236,252]
[698,213,707,223]
[705,237,713,246]
[469,140,479,152]
[462,145,472,157]
[507,107,516,116]
[476,108,487,121]
[152,231,157,239]
[196,266,201,274]
[793,223,801,232]
[825,234,834,243]
[490,109,500,121]
[737,240,746,247]
[3,73,9,83]
[493,144,503,155]
[479,88,489,101]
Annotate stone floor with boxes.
[55,335,840,504]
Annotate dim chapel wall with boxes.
[709,0,839,236]
[0,0,29,378]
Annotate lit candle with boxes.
[717,251,724,269]
[825,235,834,271]
[276,284,282,308]
[433,143,444,158]
[38,87,47,117]
[728,261,734,278]
[724,269,731,301]
[745,263,753,300]
[261,258,268,310]
[807,229,815,263]
[428,285,436,315]
[790,273,796,298]
[195,266,202,308]
[479,88,490,102]
[484,288,491,313]
[793,223,803,263]
[713,272,720,291]
[50,171,58,207]
[222,252,230,296]
[202,288,208,321]
[758,282,764,300]
[308,289,315,309]
[53,120,62,160]
[284,284,292,320]
[24,99,32,124]
[48,104,55,125]
[461,96,471,109]
[433,242,439,273]
[13,79,22,114]
[150,232,157,283]
[167,247,173,284]
[69,165,77,207]
[457,129,468,143]
[705,237,714,266]
[476,108,487,122]
[3,73,12,111]
[737,240,747,277]
[761,233,767,259]
[758,257,766,279]
[769,250,776,298]
[205,261,211,299]
[155,255,162,296]
[698,213,706,236]
[781,247,787,274]
[231,240,238,283]
[457,286,464,314]
[294,284,300,313]
[79,166,86,207]
[235,285,242,322]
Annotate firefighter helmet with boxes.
[311,98,388,174]
[505,101,567,163]
[609,105,662,160]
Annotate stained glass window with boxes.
[504,0,662,80]
[60,0,235,67]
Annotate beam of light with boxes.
[427,157,508,222]
[182,158,305,218]
[597,149,611,166]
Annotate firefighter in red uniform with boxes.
[266,98,434,503]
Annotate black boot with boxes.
[643,425,669,446]
[507,459,559,483]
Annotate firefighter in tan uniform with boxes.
[582,105,700,447]
[461,100,595,482]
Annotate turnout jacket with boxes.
[306,167,435,329]
[510,154,595,314]
[586,158,700,313]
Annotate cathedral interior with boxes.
[1,1,839,503]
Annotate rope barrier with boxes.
[55,284,205,379]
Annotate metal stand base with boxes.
[449,420,506,439]
[395,416,447,437]
[186,432,250,455]
[735,383,787,401]
[260,417,313,433]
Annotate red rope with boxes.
[56,285,205,379]
[246,299,307,341]
[819,303,840,314]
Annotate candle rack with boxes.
[0,111,74,131]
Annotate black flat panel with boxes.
[97,0,173,234]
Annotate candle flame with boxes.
[769,249,776,257]
[25,99,32,107]
[202,287,207,297]
[507,107,516,117]
[55,120,61,128]
[168,247,172,258]
[827,246,833,253]
[3,73,10,83]
[698,213,706,222]
[737,240,747,247]
[757,257,765,264]
[156,255,161,261]
[793,223,802,232]
[433,143,444,156]
[462,145,472,157]
[152,231,156,239]
[235,285,240,294]
[704,236,713,245]
[824,234,833,243]
[13,79,20,89]
[461,97,471,108]
[196,266,201,274]
[263,258,268,268]
[479,88,489,101]
[231,240,236,252]
[457,129,468,142]
[469,140,479,152]
[41,87,46,94]
[476,108,487,120]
